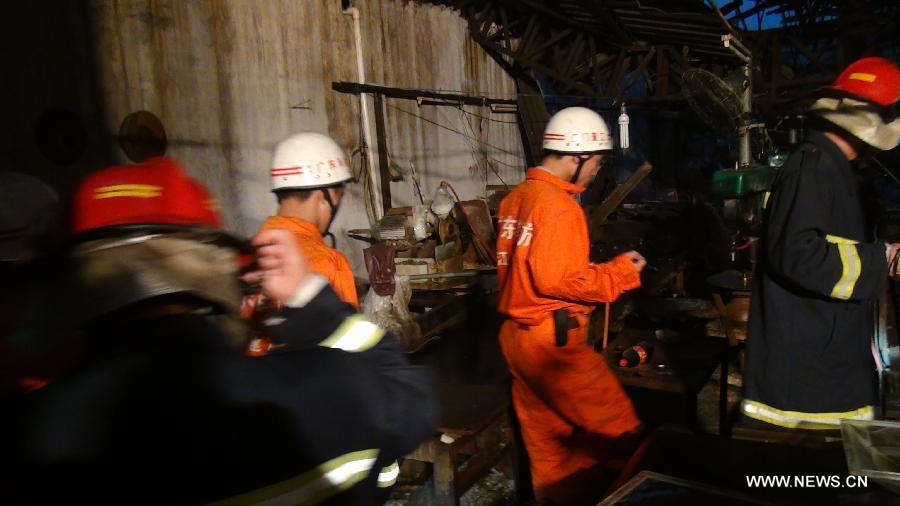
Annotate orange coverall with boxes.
[259,216,359,309]
[242,216,359,356]
[497,168,641,504]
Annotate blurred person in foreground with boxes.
[0,171,71,395]
[0,157,437,504]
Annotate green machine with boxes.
[711,158,783,268]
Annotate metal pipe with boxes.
[722,34,751,58]
[343,7,383,221]
[726,44,751,63]
[739,62,752,166]
[721,35,753,166]
[406,271,480,281]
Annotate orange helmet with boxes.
[829,57,900,107]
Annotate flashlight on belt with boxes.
[554,308,569,347]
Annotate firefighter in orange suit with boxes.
[264,132,358,308]
[497,107,646,504]
[245,132,359,355]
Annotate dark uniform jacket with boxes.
[743,131,886,429]
[1,282,437,504]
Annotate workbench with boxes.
[602,328,728,433]
[404,384,517,505]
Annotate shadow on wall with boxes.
[2,1,114,193]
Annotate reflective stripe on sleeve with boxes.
[318,315,385,352]
[825,234,861,300]
[377,461,400,488]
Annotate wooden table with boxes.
[603,328,728,432]
[405,383,518,505]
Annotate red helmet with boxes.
[67,157,247,322]
[72,156,252,255]
[829,57,900,107]
[71,157,238,246]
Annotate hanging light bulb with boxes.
[618,103,630,150]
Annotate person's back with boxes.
[4,309,410,504]
[259,214,357,308]
[497,169,638,324]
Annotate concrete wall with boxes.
[84,0,526,278]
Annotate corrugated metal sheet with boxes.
[89,0,524,277]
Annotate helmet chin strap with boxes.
[570,155,591,184]
[320,188,340,233]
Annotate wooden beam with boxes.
[514,15,540,60]
[373,93,391,213]
[561,33,586,81]
[655,47,669,99]
[524,27,573,61]
[785,35,830,75]
[606,49,629,97]
[591,162,653,226]
[612,47,656,104]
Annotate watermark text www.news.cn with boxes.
[746,475,868,488]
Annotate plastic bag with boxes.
[411,205,430,241]
[361,276,423,352]
[431,186,455,219]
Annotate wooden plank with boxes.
[592,161,652,224]
[454,443,511,497]
[433,443,457,505]
[515,86,549,166]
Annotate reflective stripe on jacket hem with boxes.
[742,399,873,430]
[211,449,378,505]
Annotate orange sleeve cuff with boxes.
[607,254,642,291]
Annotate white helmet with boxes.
[271,132,353,192]
[543,107,613,154]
